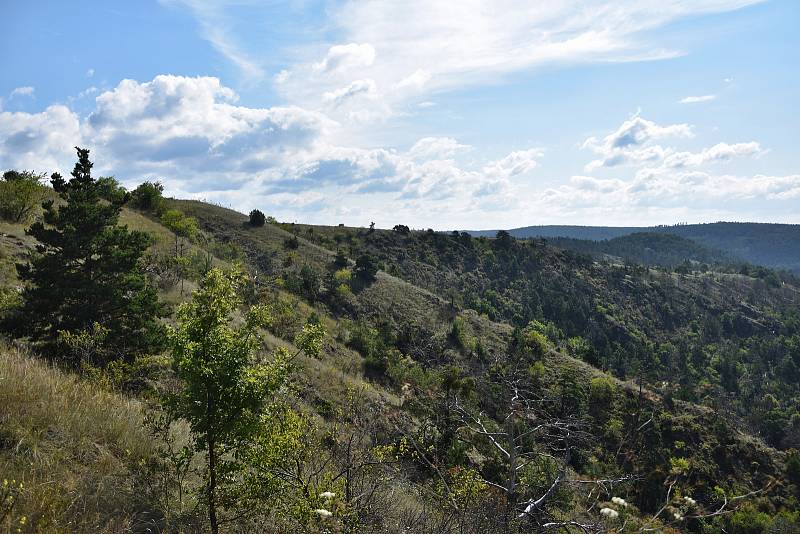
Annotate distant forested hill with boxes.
[468,222,800,272]
[547,232,731,268]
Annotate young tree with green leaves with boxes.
[160,208,199,294]
[168,266,324,533]
[13,148,164,363]
[130,180,165,213]
[0,170,48,223]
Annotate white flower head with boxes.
[673,511,683,521]
[319,491,336,500]
[600,507,619,519]
[683,496,697,507]
[611,496,628,507]
[315,508,333,519]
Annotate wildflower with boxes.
[684,496,697,507]
[611,496,628,507]
[319,491,336,500]
[315,509,333,519]
[673,511,683,521]
[600,507,619,519]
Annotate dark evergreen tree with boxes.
[14,147,165,363]
[354,253,379,282]
[248,209,266,227]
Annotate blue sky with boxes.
[1,0,798,229]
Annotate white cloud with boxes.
[274,0,763,122]
[680,94,716,104]
[483,148,543,179]
[545,171,800,214]
[582,115,693,170]
[86,68,95,78]
[77,86,98,99]
[0,75,541,222]
[314,43,376,72]
[395,69,432,91]
[322,79,378,106]
[0,105,81,172]
[662,142,762,168]
[159,0,264,79]
[9,86,35,99]
[408,137,470,160]
[82,75,333,187]
[2,73,793,228]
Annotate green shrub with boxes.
[249,209,266,227]
[130,181,165,213]
[0,170,47,223]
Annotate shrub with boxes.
[283,235,299,250]
[96,176,128,203]
[0,170,47,223]
[354,254,379,282]
[248,209,266,227]
[589,376,616,419]
[130,181,165,213]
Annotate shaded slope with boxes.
[467,222,800,273]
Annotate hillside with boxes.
[290,221,800,451]
[545,232,731,269]
[1,183,798,532]
[467,222,800,273]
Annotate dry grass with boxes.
[0,344,162,533]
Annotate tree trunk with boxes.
[207,432,219,534]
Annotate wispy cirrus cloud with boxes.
[273,0,764,121]
[159,0,265,80]
[680,94,716,104]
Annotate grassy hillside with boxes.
[0,343,166,532]
[2,192,799,532]
[177,203,798,485]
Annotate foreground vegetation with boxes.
[1,149,798,532]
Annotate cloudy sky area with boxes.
[1,0,798,229]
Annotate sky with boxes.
[1,0,798,229]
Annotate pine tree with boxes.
[14,147,164,363]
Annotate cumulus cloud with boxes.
[314,43,376,72]
[0,74,542,220]
[679,94,716,104]
[85,75,331,182]
[582,115,693,170]
[0,105,81,172]
[545,171,800,214]
[662,142,763,168]
[484,148,543,179]
[2,72,793,228]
